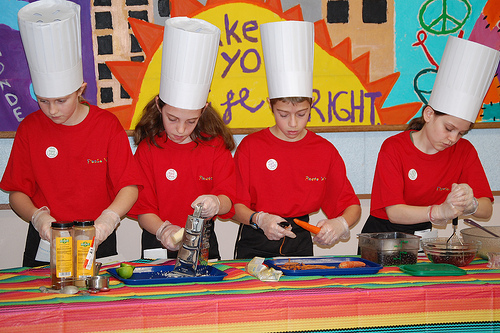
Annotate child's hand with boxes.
[95,209,120,245]
[255,212,296,241]
[191,195,220,218]
[449,183,477,215]
[156,220,182,251]
[313,216,350,246]
[31,206,55,241]
[429,184,464,225]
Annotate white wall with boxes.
[1,198,496,269]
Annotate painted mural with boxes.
[1,0,499,131]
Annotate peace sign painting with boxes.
[0,0,498,133]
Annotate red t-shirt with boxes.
[0,105,142,221]
[370,130,493,220]
[129,134,236,226]
[234,128,359,218]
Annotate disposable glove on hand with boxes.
[429,188,462,225]
[313,216,350,246]
[156,220,182,251]
[191,194,220,218]
[32,206,56,241]
[448,183,477,215]
[95,209,121,245]
[255,212,296,241]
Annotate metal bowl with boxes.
[86,275,109,291]
[421,237,480,267]
[461,226,500,260]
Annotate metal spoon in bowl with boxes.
[464,219,500,238]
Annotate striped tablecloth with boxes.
[0,257,499,332]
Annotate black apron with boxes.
[361,215,432,234]
[141,218,220,260]
[23,221,117,267]
[234,214,313,259]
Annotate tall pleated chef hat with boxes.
[260,20,314,99]
[159,17,221,110]
[18,0,83,98]
[429,36,500,123]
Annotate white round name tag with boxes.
[408,168,417,181]
[46,146,58,159]
[166,168,177,181]
[266,159,278,171]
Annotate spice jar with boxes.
[73,220,96,287]
[50,221,74,289]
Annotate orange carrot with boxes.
[293,219,321,234]
[339,261,366,268]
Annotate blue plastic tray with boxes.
[107,265,227,285]
[264,257,382,276]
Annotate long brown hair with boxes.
[134,96,235,151]
[406,106,474,132]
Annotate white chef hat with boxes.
[159,17,221,110]
[260,21,314,99]
[429,36,500,122]
[18,0,83,98]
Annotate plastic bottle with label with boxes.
[73,220,96,287]
[50,221,74,289]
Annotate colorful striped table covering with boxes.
[0,258,499,332]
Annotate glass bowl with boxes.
[421,237,481,267]
[461,226,500,259]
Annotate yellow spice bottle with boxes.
[73,220,96,287]
[50,221,74,289]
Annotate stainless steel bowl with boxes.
[87,275,109,291]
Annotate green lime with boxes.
[116,266,134,279]
[120,263,134,268]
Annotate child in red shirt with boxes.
[129,17,236,259]
[233,21,361,258]
[362,37,499,235]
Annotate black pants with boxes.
[23,222,117,267]
[234,215,313,259]
[141,219,221,260]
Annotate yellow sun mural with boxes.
[106,0,422,130]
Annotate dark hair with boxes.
[134,96,235,151]
[406,106,474,133]
[269,96,313,108]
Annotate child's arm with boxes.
[107,185,139,217]
[9,191,55,241]
[9,191,38,222]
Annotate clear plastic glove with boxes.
[255,212,296,241]
[313,216,350,246]
[191,195,220,218]
[155,220,182,251]
[448,183,477,215]
[429,188,463,225]
[95,209,120,245]
[32,206,56,241]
